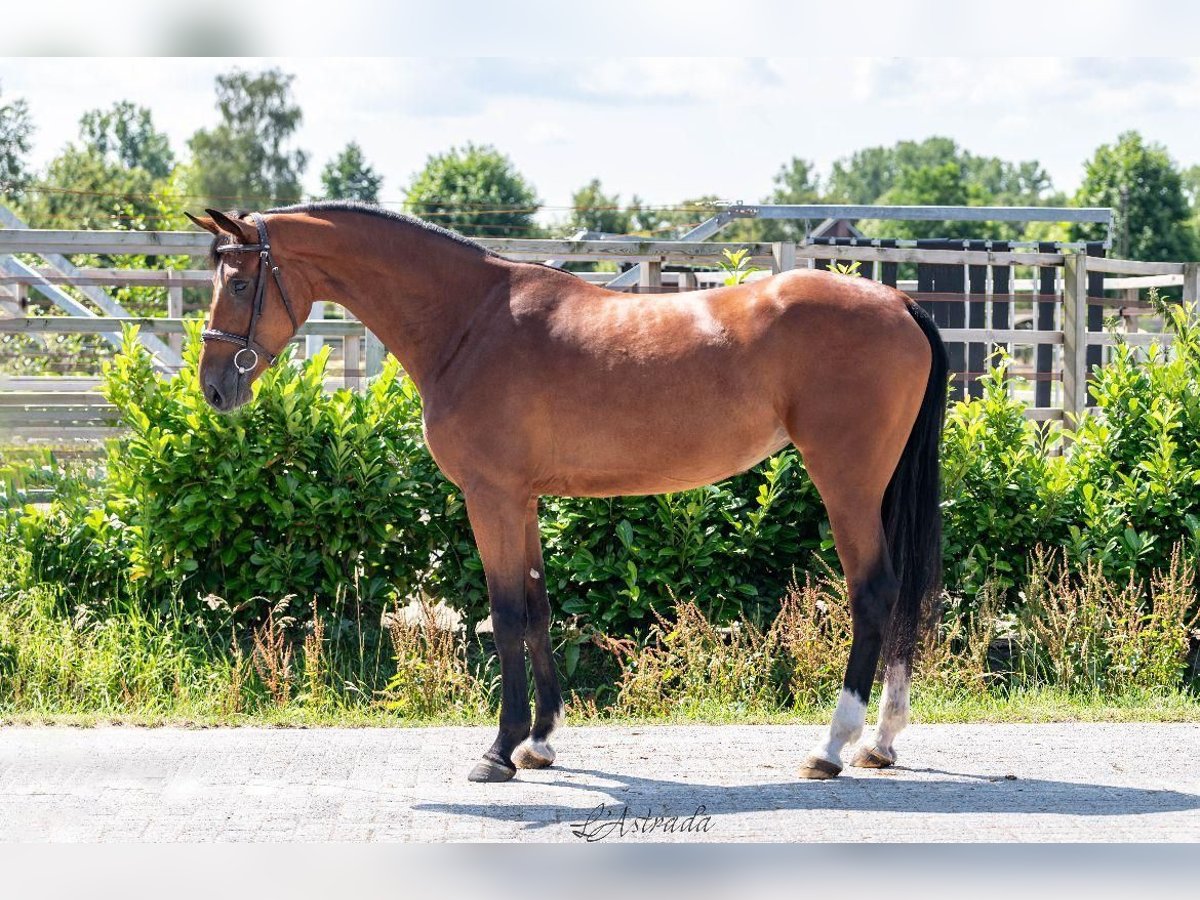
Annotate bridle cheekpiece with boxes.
[202,212,300,375]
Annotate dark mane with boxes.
[269,200,498,256]
[204,200,499,265]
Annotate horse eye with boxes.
[231,279,249,294]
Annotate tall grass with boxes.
[0,538,1196,724]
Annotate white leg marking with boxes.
[529,568,541,580]
[873,669,910,754]
[810,688,867,766]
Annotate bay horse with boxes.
[186,201,947,783]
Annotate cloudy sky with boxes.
[3,57,1200,215]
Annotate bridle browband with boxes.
[202,212,300,376]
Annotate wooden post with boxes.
[1122,287,1139,333]
[166,271,184,357]
[343,310,361,390]
[679,270,698,292]
[639,260,662,292]
[772,241,796,274]
[306,300,325,359]
[1062,250,1089,426]
[1034,242,1057,409]
[365,329,386,379]
[1183,262,1200,304]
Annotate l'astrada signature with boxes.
[570,803,715,841]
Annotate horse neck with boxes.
[292,214,510,391]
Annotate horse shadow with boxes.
[413,763,1200,833]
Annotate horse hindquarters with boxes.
[793,302,947,777]
[856,303,948,766]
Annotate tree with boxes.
[0,83,34,199]
[24,103,174,229]
[320,142,382,203]
[1071,131,1197,262]
[827,137,962,204]
[404,143,538,237]
[826,137,1058,240]
[187,68,308,210]
[564,179,664,236]
[1183,164,1200,249]
[866,161,989,240]
[567,178,631,235]
[79,101,174,180]
[759,156,822,240]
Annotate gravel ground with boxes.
[0,723,1197,842]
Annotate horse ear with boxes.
[185,211,220,235]
[202,208,258,244]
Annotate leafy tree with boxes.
[769,157,822,206]
[1072,131,1198,261]
[187,68,308,210]
[567,178,631,235]
[826,136,1057,240]
[826,137,963,205]
[24,103,174,229]
[868,161,982,240]
[565,178,664,236]
[759,157,822,241]
[0,83,34,199]
[404,143,538,237]
[79,101,174,180]
[1183,164,1200,249]
[320,141,382,203]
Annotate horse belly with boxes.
[542,391,790,497]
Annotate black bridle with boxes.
[202,212,300,376]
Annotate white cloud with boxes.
[3,56,1200,215]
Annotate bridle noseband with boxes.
[202,212,300,376]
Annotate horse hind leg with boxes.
[850,665,909,769]
[798,506,899,779]
[789,419,905,779]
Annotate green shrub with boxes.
[11,301,1200,640]
[16,325,471,624]
[940,354,1073,596]
[540,451,831,629]
[1068,299,1200,581]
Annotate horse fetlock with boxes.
[513,737,556,769]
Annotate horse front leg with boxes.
[513,498,564,769]
[464,484,532,783]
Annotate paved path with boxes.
[0,724,1197,841]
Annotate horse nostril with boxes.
[208,384,223,409]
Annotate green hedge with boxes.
[9,304,1200,633]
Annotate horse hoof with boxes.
[467,758,516,783]
[513,738,556,769]
[798,755,843,780]
[850,744,896,769]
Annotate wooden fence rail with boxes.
[2,229,1198,446]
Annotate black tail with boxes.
[881,303,948,671]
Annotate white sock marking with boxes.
[873,670,910,753]
[811,688,867,766]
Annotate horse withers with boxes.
[188,202,948,783]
